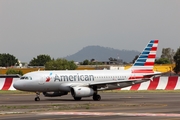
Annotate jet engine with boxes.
[71,87,94,97]
[43,91,68,97]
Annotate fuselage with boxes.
[13,69,137,92]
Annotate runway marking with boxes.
[0,112,24,115]
[38,112,180,117]
[39,116,100,120]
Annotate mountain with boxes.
[64,45,140,62]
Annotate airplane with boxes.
[13,39,161,101]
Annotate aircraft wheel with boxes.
[93,94,101,101]
[74,97,82,101]
[35,97,40,101]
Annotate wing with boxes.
[89,72,163,90]
[68,72,163,90]
[89,79,149,90]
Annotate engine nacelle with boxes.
[71,87,94,97]
[43,91,68,97]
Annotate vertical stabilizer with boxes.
[131,40,159,73]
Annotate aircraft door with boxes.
[39,76,46,85]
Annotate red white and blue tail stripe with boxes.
[131,39,159,73]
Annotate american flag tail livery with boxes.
[129,40,159,80]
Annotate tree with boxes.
[155,58,170,64]
[132,55,139,64]
[81,59,89,65]
[45,58,77,70]
[6,69,23,76]
[173,47,180,74]
[161,48,175,63]
[155,48,174,64]
[0,53,18,67]
[29,54,51,66]
[109,57,117,61]
[80,59,103,65]
[90,59,95,62]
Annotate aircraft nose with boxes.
[13,80,24,90]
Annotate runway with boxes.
[0,92,180,120]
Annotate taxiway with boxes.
[0,92,180,120]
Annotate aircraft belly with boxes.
[38,83,61,92]
[23,82,60,92]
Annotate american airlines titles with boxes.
[54,74,94,82]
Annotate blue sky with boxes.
[0,0,180,62]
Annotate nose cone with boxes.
[13,80,24,90]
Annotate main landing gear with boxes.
[73,94,101,101]
[73,97,82,101]
[93,94,101,101]
[92,86,101,101]
[35,92,40,101]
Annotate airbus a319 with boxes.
[13,40,161,101]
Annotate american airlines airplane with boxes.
[13,40,161,101]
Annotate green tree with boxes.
[90,58,95,62]
[161,48,175,63]
[132,55,139,64]
[155,58,170,64]
[45,58,77,70]
[173,47,180,74]
[0,53,18,67]
[109,57,117,61]
[82,59,90,65]
[29,54,51,66]
[90,61,104,65]
[6,69,23,76]
[80,59,103,65]
[155,48,174,64]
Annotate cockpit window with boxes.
[29,76,32,80]
[20,76,25,80]
[20,76,32,80]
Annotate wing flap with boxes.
[142,72,163,81]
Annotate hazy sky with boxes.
[0,0,180,62]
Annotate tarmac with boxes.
[0,92,180,120]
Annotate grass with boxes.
[0,103,101,112]
[101,89,180,93]
[0,103,163,113]
[0,90,33,94]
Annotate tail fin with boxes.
[131,40,159,72]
